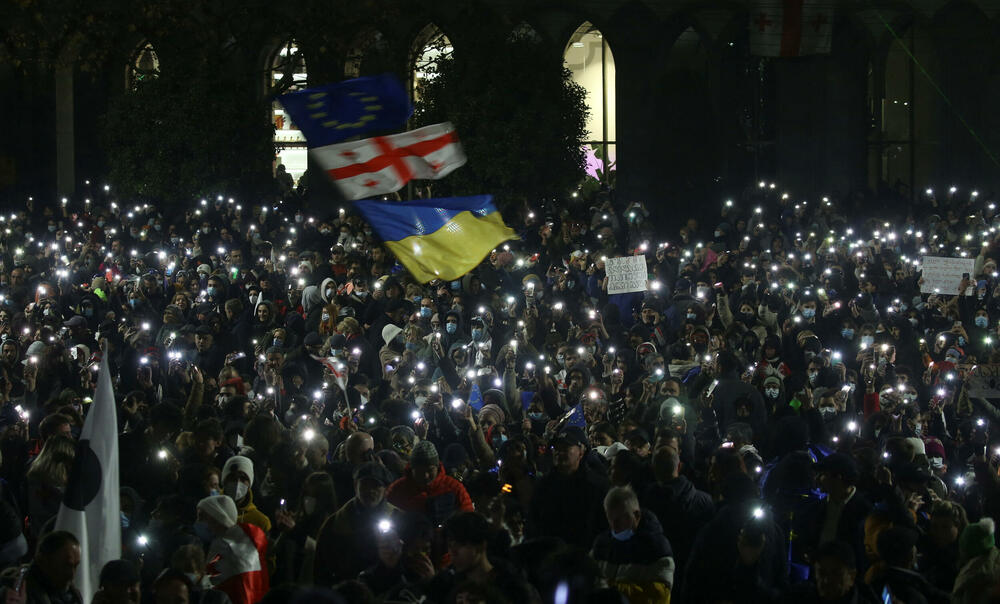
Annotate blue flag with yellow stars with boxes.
[278,74,413,147]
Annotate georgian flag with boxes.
[310,122,467,200]
[206,523,269,604]
[54,353,120,601]
[750,0,833,57]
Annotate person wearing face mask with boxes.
[221,455,271,533]
[761,375,785,411]
[271,472,338,585]
[591,486,675,604]
[195,495,270,604]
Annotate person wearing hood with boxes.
[641,446,713,593]
[591,485,674,604]
[221,455,271,533]
[714,351,768,438]
[378,323,407,382]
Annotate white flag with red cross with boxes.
[749,0,833,57]
[310,121,467,200]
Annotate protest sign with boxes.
[920,256,975,295]
[965,364,1000,398]
[606,255,648,295]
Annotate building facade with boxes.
[1,0,999,207]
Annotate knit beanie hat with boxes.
[222,455,254,487]
[197,495,238,529]
[959,517,996,561]
[478,404,506,426]
[410,440,439,468]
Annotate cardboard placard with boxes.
[605,255,648,295]
[920,256,975,295]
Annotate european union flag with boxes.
[352,195,517,283]
[468,382,484,412]
[565,404,587,429]
[278,74,413,147]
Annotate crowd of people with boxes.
[0,182,997,604]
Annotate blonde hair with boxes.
[337,317,361,336]
[26,435,76,487]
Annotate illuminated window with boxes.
[126,42,159,90]
[269,41,308,185]
[411,25,453,101]
[564,23,616,182]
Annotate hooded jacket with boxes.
[385,462,473,525]
[235,489,271,534]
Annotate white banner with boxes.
[606,255,648,295]
[920,256,975,295]
[966,364,1000,398]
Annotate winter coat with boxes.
[952,548,1000,604]
[640,476,714,573]
[591,509,675,604]
[386,463,473,526]
[528,463,610,549]
[312,498,401,587]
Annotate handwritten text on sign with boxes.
[606,255,648,295]
[920,256,975,295]
[965,364,1000,398]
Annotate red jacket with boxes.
[386,463,473,525]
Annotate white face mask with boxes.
[414,395,427,408]
[302,496,317,515]
[225,481,249,502]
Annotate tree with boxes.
[413,30,588,209]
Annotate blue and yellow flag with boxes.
[352,195,517,283]
[278,74,412,147]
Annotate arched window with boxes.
[269,41,309,185]
[345,30,392,79]
[411,25,453,101]
[126,41,160,90]
[867,22,943,196]
[565,23,616,182]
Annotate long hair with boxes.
[26,435,76,488]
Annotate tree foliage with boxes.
[413,31,588,208]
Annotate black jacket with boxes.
[528,463,609,549]
[641,475,714,568]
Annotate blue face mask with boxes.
[686,312,697,321]
[420,307,432,318]
[611,528,635,542]
[649,371,664,383]
[471,328,484,341]
[841,328,854,340]
[273,338,283,347]
[446,323,457,334]
[958,336,966,347]
[405,342,418,351]
[129,299,138,308]
[451,281,461,291]
[120,511,130,530]
[192,521,214,544]
[412,296,422,304]
[528,412,544,421]
[801,307,816,319]
[975,316,988,328]
[207,286,217,296]
[209,489,220,497]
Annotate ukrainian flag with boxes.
[352,195,516,283]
